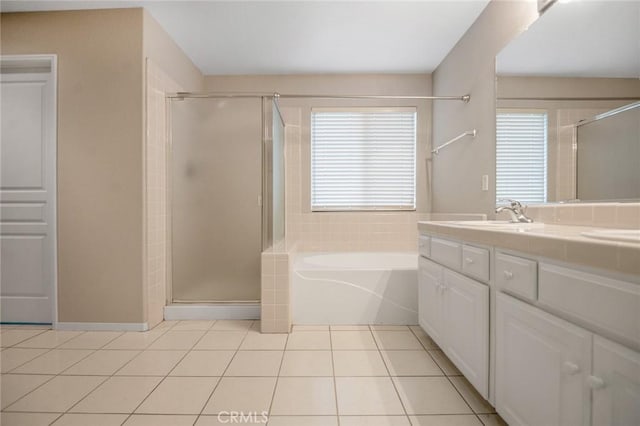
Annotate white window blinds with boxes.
[496,111,548,204]
[311,109,416,211]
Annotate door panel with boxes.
[170,97,262,302]
[443,270,489,398]
[418,257,444,345]
[496,292,591,426]
[1,69,56,324]
[592,336,640,426]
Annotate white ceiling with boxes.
[497,0,640,78]
[1,0,490,75]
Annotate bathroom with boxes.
[0,0,638,425]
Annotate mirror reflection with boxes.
[496,0,640,204]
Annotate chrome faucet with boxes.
[496,199,534,223]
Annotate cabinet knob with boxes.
[465,257,474,264]
[587,375,606,390]
[503,270,514,280]
[562,361,581,376]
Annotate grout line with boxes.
[370,325,411,425]
[329,324,341,426]
[193,321,255,425]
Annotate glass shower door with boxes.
[170,97,263,302]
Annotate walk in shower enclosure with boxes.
[169,96,284,303]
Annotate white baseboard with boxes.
[164,304,260,321]
[55,322,149,331]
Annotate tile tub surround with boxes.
[0,322,503,426]
[261,242,296,333]
[418,221,640,276]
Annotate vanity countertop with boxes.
[418,221,640,277]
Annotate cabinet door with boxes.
[592,336,640,426]
[496,292,592,426]
[418,256,444,346]
[442,270,489,398]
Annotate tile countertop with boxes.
[418,221,640,278]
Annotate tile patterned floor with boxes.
[0,322,507,426]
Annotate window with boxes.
[311,108,416,211]
[496,111,548,204]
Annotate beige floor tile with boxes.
[340,416,411,425]
[202,377,276,414]
[125,414,198,425]
[330,325,370,331]
[331,331,377,350]
[268,416,339,425]
[147,331,205,350]
[332,351,388,376]
[210,320,254,331]
[381,351,443,376]
[250,321,261,331]
[15,331,83,348]
[1,374,53,409]
[409,326,439,350]
[170,350,235,376]
[370,325,411,331]
[0,329,48,347]
[63,350,140,375]
[1,348,49,373]
[136,377,219,414]
[12,349,93,374]
[279,350,333,377]
[225,350,283,376]
[450,377,495,414]
[271,377,336,415]
[373,331,424,350]
[51,413,129,426]
[410,415,483,426]
[172,320,215,331]
[477,414,508,426]
[195,415,231,425]
[392,377,471,415]
[58,332,123,349]
[116,350,186,376]
[240,331,288,350]
[291,325,330,331]
[151,321,178,331]
[102,331,166,350]
[335,377,404,415]
[6,375,105,412]
[285,331,331,350]
[194,331,246,350]
[429,350,462,376]
[0,412,60,426]
[71,376,161,413]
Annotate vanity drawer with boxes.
[419,235,431,258]
[462,245,489,282]
[430,237,461,270]
[539,263,640,347]
[496,252,537,301]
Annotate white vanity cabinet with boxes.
[496,292,592,426]
[418,241,489,398]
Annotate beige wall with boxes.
[1,9,146,323]
[431,0,539,217]
[205,74,432,252]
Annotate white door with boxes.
[495,292,592,426]
[1,60,57,324]
[591,336,640,426]
[418,256,444,346]
[443,269,489,398]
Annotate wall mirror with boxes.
[496,0,640,204]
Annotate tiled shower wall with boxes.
[144,59,182,328]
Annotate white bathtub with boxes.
[293,252,418,325]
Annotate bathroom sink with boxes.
[581,229,640,244]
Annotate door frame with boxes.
[1,54,58,326]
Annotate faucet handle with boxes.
[498,198,523,209]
